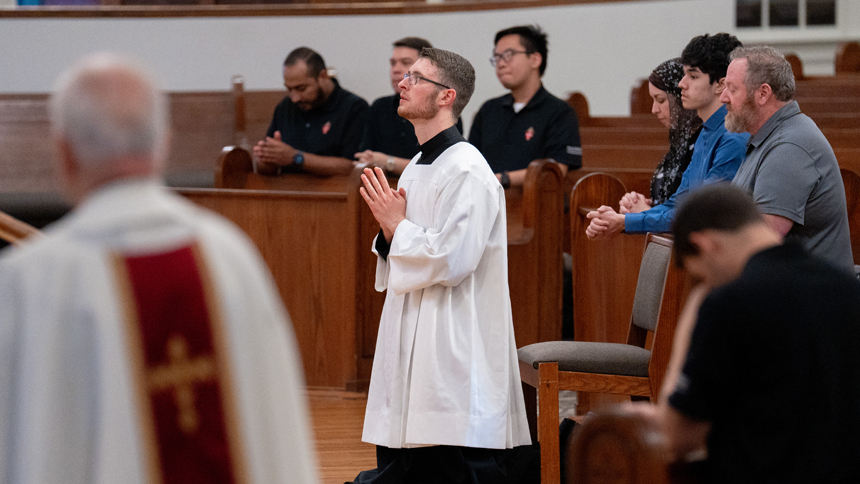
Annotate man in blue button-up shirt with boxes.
[587,33,749,239]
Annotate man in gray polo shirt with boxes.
[721,46,853,273]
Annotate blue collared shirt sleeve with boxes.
[704,132,748,184]
[624,194,676,234]
[625,130,748,234]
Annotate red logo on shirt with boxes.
[322,121,331,135]
[525,127,534,141]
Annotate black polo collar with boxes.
[307,78,343,115]
[417,125,466,165]
[499,84,550,111]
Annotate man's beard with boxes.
[398,91,440,121]
[725,93,756,133]
[298,84,326,111]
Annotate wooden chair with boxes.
[518,233,688,484]
[0,210,41,246]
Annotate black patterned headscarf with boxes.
[648,58,702,206]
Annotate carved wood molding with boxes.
[0,0,636,18]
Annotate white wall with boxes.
[0,0,857,128]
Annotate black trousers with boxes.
[348,444,539,484]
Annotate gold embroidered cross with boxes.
[147,334,217,434]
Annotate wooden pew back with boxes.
[569,173,647,412]
[842,168,860,264]
[0,91,236,193]
[567,410,701,484]
[183,157,376,389]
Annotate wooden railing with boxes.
[0,211,41,246]
[0,0,645,18]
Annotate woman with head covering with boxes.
[623,58,702,211]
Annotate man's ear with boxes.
[688,231,717,256]
[317,68,330,82]
[529,52,543,71]
[713,77,726,95]
[757,83,773,106]
[437,87,457,109]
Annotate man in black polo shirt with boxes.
[629,184,860,484]
[469,25,581,188]
[254,47,368,177]
[356,37,462,176]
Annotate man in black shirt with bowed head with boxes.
[254,47,368,177]
[627,183,860,484]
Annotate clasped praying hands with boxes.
[360,167,407,243]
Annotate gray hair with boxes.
[419,47,475,120]
[728,46,795,102]
[49,53,168,168]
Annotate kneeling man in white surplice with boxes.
[352,48,533,484]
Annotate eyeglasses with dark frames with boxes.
[403,72,451,90]
[489,49,533,67]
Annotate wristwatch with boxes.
[293,151,305,168]
[385,157,396,173]
[500,171,511,189]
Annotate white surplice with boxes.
[362,141,532,450]
[0,180,318,484]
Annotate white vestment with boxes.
[362,141,532,450]
[0,181,318,484]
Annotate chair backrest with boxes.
[630,234,673,333]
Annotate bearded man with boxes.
[254,47,368,176]
[722,46,853,272]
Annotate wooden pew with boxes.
[506,160,565,346]
[0,90,235,194]
[182,147,565,389]
[567,409,701,484]
[568,173,648,413]
[835,41,860,74]
[182,153,376,390]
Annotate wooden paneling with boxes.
[178,181,370,389]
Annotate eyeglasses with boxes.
[489,49,532,67]
[403,72,451,90]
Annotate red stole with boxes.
[113,243,248,484]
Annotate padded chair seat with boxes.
[518,341,651,377]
